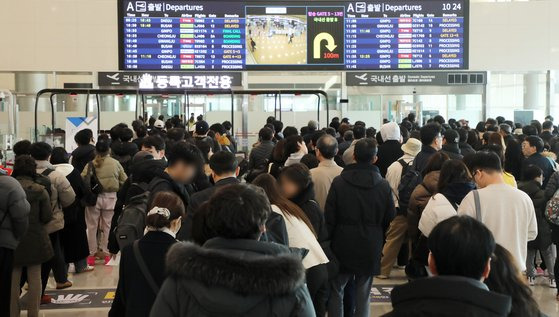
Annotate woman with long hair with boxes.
[252,173,329,316]
[485,244,544,317]
[419,159,475,237]
[406,152,449,280]
[279,163,326,240]
[82,140,127,265]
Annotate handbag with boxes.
[83,161,103,206]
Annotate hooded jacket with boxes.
[36,160,76,233]
[376,140,404,177]
[519,180,552,250]
[385,275,511,317]
[149,238,315,317]
[71,144,96,174]
[0,175,30,250]
[325,163,395,276]
[13,177,53,266]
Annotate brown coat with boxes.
[407,171,439,240]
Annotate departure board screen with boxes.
[118,0,468,71]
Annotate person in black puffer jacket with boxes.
[149,184,315,317]
[107,151,166,255]
[279,163,329,316]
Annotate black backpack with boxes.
[114,179,166,249]
[114,185,150,250]
[82,162,103,206]
[397,159,423,214]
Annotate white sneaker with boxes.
[68,263,76,273]
[550,278,556,288]
[528,276,536,286]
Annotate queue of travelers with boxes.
[1,112,558,317]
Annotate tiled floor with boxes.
[21,264,559,316]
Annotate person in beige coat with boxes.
[310,135,343,210]
[29,142,76,294]
[82,140,127,265]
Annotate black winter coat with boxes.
[71,144,96,174]
[108,158,167,254]
[519,180,552,250]
[148,171,190,208]
[150,238,315,317]
[325,163,395,276]
[13,177,53,266]
[59,167,89,263]
[385,275,511,317]
[376,140,403,177]
[177,177,288,245]
[441,144,463,160]
[110,231,177,317]
[523,153,555,186]
[459,142,476,158]
[413,145,438,173]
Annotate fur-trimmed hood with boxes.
[166,238,306,296]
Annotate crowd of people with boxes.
[0,112,558,317]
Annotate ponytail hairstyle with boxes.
[146,191,185,229]
[93,140,110,168]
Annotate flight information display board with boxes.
[119,0,468,71]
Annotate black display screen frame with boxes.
[117,0,469,71]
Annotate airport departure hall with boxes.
[1,0,559,316]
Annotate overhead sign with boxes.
[118,0,468,71]
[346,71,486,86]
[98,71,242,89]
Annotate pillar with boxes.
[524,73,540,110]
[15,73,48,112]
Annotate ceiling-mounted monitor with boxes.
[118,0,468,71]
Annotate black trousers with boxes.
[307,264,328,317]
[0,247,14,317]
[41,231,68,295]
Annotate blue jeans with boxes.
[328,274,373,317]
